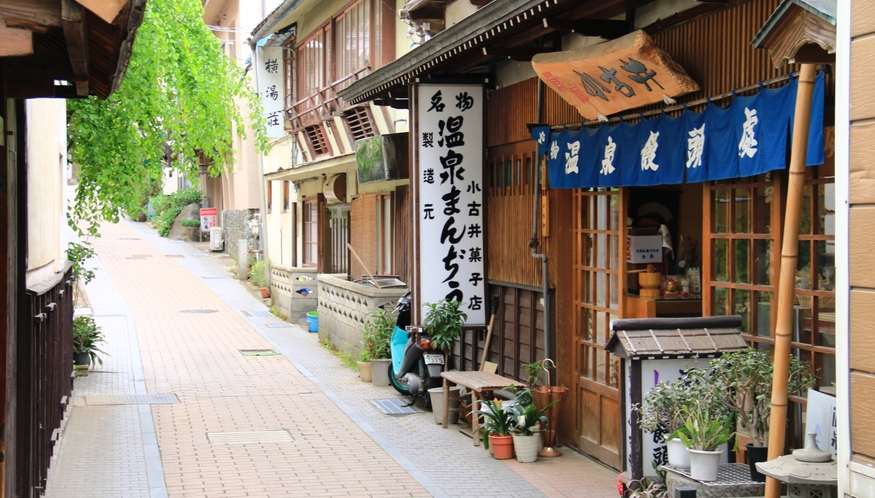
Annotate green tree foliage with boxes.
[67,0,268,237]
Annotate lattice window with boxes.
[343,105,375,143]
[304,124,330,157]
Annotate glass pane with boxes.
[596,311,609,346]
[515,159,521,186]
[735,289,752,333]
[796,241,812,290]
[586,234,595,267]
[596,350,606,383]
[609,354,621,388]
[713,239,729,282]
[753,239,771,286]
[815,240,835,291]
[584,308,593,342]
[734,239,750,284]
[597,234,607,269]
[713,287,729,316]
[597,272,606,308]
[610,273,620,310]
[713,189,730,233]
[609,193,620,231]
[583,345,592,378]
[609,235,619,270]
[816,296,836,346]
[734,188,751,233]
[815,352,836,392]
[753,186,772,234]
[800,188,812,235]
[754,291,772,337]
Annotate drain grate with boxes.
[165,255,184,258]
[86,393,179,405]
[191,254,208,257]
[370,398,423,415]
[239,349,280,356]
[132,254,153,258]
[125,257,145,260]
[265,323,292,328]
[243,310,272,317]
[181,309,218,314]
[207,429,293,444]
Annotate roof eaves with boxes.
[251,0,306,41]
[751,0,836,48]
[338,0,556,104]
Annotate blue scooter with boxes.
[387,293,445,409]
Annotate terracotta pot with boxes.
[489,434,514,460]
[260,288,270,298]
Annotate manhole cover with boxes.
[207,429,293,444]
[239,349,280,356]
[370,399,423,415]
[165,255,184,258]
[132,254,153,258]
[86,394,179,405]
[265,323,292,328]
[181,309,218,314]
[243,310,272,317]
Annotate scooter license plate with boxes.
[423,354,444,365]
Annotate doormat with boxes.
[370,398,423,415]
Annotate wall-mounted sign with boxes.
[256,46,285,138]
[532,30,699,120]
[417,83,486,326]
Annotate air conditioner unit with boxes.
[209,226,223,252]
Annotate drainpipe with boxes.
[530,78,551,383]
[248,37,271,289]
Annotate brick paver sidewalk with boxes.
[46,220,619,498]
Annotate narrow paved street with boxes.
[45,220,618,498]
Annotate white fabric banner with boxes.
[255,46,285,138]
[417,83,486,325]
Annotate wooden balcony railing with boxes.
[289,66,371,131]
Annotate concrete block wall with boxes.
[271,264,318,326]
[317,274,407,357]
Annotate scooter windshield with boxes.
[390,326,407,374]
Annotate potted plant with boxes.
[673,401,733,482]
[360,307,394,386]
[474,397,515,460]
[635,372,713,468]
[700,348,816,481]
[248,260,269,298]
[508,387,557,463]
[423,298,467,365]
[72,316,108,375]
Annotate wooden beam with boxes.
[0,23,32,56]
[481,46,556,61]
[0,0,61,32]
[75,0,126,24]
[61,0,88,97]
[541,18,631,39]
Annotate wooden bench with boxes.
[439,371,520,446]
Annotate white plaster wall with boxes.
[26,98,66,288]
[446,0,479,29]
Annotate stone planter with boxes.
[370,358,391,386]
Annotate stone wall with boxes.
[317,274,407,357]
[271,264,319,326]
[221,209,258,259]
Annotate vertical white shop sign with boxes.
[256,46,285,139]
[417,84,486,325]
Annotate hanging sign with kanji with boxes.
[532,30,699,120]
[256,46,285,138]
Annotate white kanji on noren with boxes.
[601,136,617,176]
[549,140,560,160]
[640,130,660,171]
[686,123,705,169]
[738,107,759,159]
[538,130,546,144]
[565,140,581,174]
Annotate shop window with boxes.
[335,0,371,89]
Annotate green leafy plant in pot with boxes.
[671,400,732,482]
[474,397,515,459]
[422,298,467,369]
[698,348,816,481]
[72,316,108,368]
[360,306,395,385]
[508,387,558,463]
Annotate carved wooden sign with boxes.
[532,30,699,120]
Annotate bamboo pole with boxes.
[764,63,816,498]
[347,243,381,289]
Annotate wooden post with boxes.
[764,63,816,498]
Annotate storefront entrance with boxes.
[573,189,624,469]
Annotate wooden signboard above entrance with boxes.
[532,30,699,120]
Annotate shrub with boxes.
[360,307,394,360]
[248,260,267,288]
[72,316,109,366]
[149,187,204,237]
[181,219,200,228]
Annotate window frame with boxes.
[303,198,319,267]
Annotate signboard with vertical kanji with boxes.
[200,207,217,232]
[256,46,285,138]
[417,83,486,325]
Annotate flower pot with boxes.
[745,443,768,482]
[512,433,539,463]
[358,361,372,382]
[73,352,90,367]
[667,438,691,468]
[688,449,723,482]
[428,386,461,424]
[370,358,391,386]
[260,287,270,298]
[489,434,514,460]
